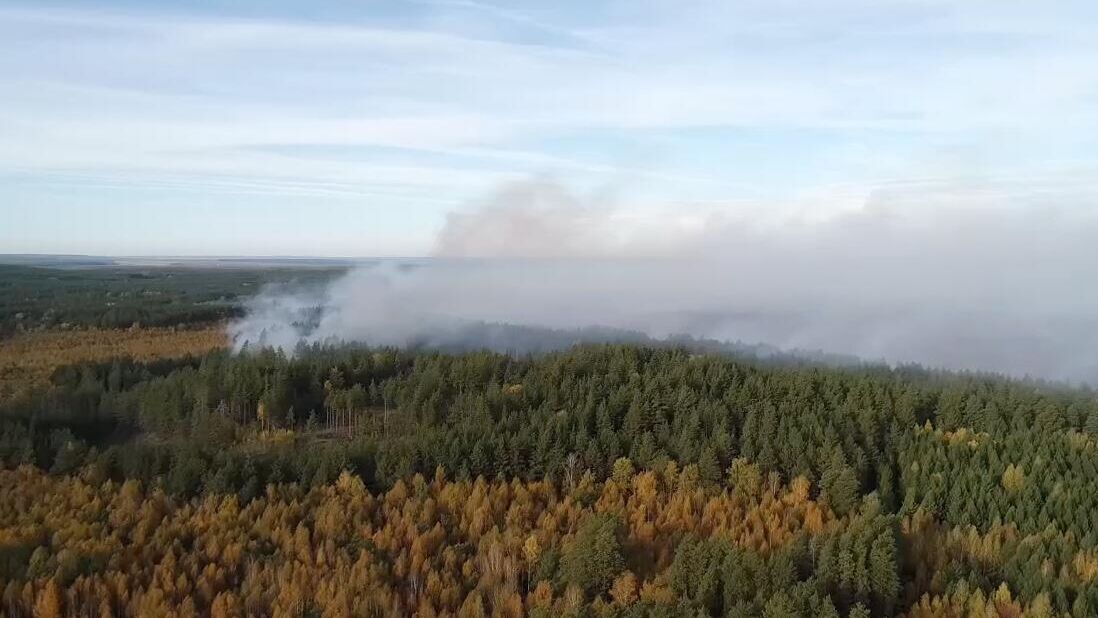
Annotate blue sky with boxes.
[1,0,1097,256]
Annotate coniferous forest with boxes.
[3,324,1098,617]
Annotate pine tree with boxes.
[560,515,625,598]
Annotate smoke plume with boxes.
[230,178,1098,384]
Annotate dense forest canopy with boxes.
[0,259,1095,617]
[3,331,1098,616]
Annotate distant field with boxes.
[0,326,227,399]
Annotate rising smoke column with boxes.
[230,178,1098,384]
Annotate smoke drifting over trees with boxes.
[231,179,1098,384]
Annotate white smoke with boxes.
[230,178,1098,384]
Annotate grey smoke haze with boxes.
[231,179,1098,384]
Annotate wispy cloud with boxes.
[1,1,1097,254]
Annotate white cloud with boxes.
[1,1,1097,251]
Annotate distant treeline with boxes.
[0,264,341,336]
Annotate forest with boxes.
[3,326,1098,616]
[0,263,340,337]
[0,261,1096,617]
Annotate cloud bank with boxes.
[231,179,1098,384]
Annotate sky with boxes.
[2,0,1098,256]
